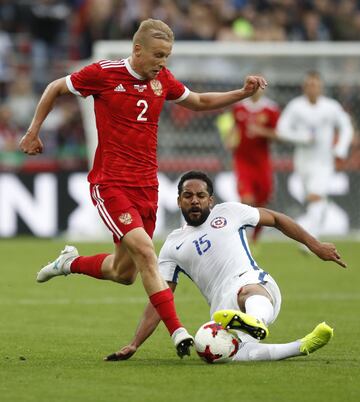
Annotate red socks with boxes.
[149,288,183,335]
[70,254,109,279]
[70,257,182,335]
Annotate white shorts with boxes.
[297,165,333,197]
[210,270,282,342]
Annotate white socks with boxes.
[303,199,328,238]
[232,341,301,361]
[233,294,302,361]
[245,295,274,325]
[232,291,302,361]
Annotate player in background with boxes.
[216,88,280,245]
[253,71,353,247]
[105,170,346,362]
[19,19,267,358]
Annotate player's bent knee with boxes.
[112,266,138,285]
[237,284,272,311]
[116,274,137,285]
[110,258,138,285]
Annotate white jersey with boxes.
[159,202,269,313]
[277,95,353,172]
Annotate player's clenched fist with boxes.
[242,75,268,97]
[19,131,43,155]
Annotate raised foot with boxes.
[36,245,78,283]
[213,309,269,340]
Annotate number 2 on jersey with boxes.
[193,234,211,256]
[137,99,148,121]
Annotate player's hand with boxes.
[310,241,347,268]
[104,344,137,361]
[19,131,43,155]
[335,157,346,171]
[242,75,267,96]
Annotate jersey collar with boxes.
[125,57,146,80]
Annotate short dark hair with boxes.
[177,171,214,196]
[305,70,321,80]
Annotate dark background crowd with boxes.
[1,0,360,171]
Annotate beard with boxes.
[181,206,211,227]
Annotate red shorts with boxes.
[235,162,272,206]
[90,184,158,243]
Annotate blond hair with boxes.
[133,19,174,45]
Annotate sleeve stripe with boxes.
[65,75,82,97]
[173,86,190,103]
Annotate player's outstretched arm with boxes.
[105,282,177,361]
[105,302,161,361]
[179,75,267,111]
[19,77,70,155]
[258,208,347,268]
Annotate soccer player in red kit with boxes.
[217,89,280,244]
[19,19,267,359]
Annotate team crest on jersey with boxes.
[119,213,133,225]
[256,113,268,124]
[210,217,227,229]
[150,79,162,96]
[134,84,147,92]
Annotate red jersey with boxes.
[232,97,280,166]
[66,58,189,187]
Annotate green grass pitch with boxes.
[0,238,359,402]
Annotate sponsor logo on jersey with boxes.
[210,217,227,229]
[119,212,132,225]
[150,79,162,96]
[176,241,185,250]
[134,84,147,92]
[114,83,126,92]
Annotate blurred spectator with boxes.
[253,12,287,41]
[327,0,360,40]
[72,0,113,59]
[7,72,38,130]
[0,104,19,151]
[0,1,19,33]
[0,104,23,168]
[290,10,331,41]
[0,22,13,100]
[187,3,219,40]
[55,98,87,166]
[29,0,71,90]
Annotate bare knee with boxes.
[237,284,272,312]
[116,272,137,285]
[106,254,138,285]
[128,242,158,273]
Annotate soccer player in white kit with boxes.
[276,71,353,241]
[105,171,346,362]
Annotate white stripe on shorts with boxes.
[92,185,123,239]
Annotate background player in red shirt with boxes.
[217,89,280,244]
[19,19,267,359]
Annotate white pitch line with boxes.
[0,296,201,305]
[0,293,359,306]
